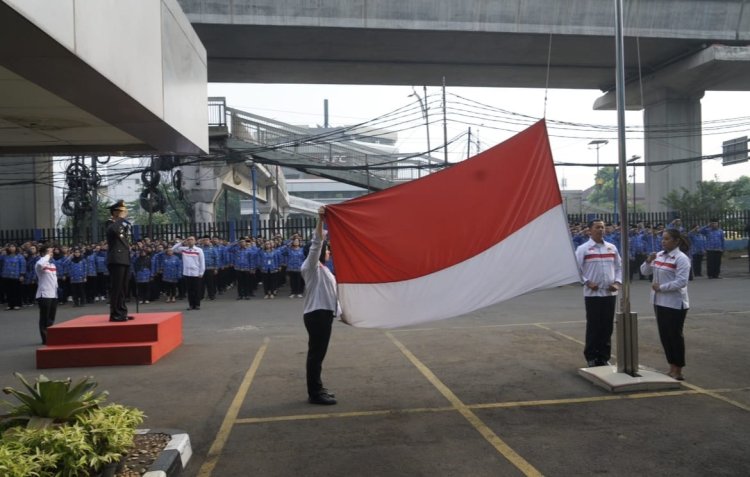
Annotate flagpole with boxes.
[613,0,636,376]
[580,1,677,390]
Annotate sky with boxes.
[207,83,750,191]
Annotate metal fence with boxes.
[0,217,318,246]
[566,210,750,239]
[1,211,748,246]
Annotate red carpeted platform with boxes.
[37,312,183,369]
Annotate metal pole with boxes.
[615,0,637,376]
[442,76,448,164]
[91,156,98,243]
[251,164,258,238]
[466,128,472,159]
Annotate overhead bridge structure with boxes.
[207,98,415,192]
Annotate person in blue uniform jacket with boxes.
[66,247,88,307]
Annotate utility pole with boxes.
[90,156,98,243]
[409,87,431,178]
[466,128,472,160]
[442,76,448,164]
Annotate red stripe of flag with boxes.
[326,120,560,284]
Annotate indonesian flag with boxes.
[325,120,580,328]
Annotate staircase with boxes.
[37,312,183,369]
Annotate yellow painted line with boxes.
[233,387,748,426]
[680,381,750,412]
[386,332,543,477]
[469,389,701,410]
[534,323,585,346]
[236,406,455,424]
[197,337,270,477]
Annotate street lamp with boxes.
[588,139,609,189]
[409,86,431,178]
[628,155,641,212]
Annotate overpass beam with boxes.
[643,90,703,212]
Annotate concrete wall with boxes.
[5,0,208,152]
[0,156,55,230]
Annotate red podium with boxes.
[37,312,183,369]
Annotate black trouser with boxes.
[261,271,275,295]
[177,278,186,299]
[691,254,703,277]
[97,273,108,298]
[203,270,217,299]
[635,253,647,279]
[706,250,722,278]
[150,274,162,301]
[71,282,86,306]
[288,271,304,295]
[237,271,251,298]
[108,264,130,321]
[137,283,150,302]
[38,297,57,344]
[185,276,202,309]
[304,309,334,397]
[628,259,637,281]
[583,296,617,363]
[86,278,97,302]
[164,282,176,299]
[655,305,687,367]
[4,278,22,308]
[24,283,37,305]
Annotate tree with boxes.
[660,179,746,217]
[587,167,617,205]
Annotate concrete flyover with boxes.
[180,0,750,210]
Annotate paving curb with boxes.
[135,428,192,477]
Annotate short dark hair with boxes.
[319,241,330,264]
[587,219,603,228]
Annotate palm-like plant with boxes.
[1,373,108,429]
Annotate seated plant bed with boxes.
[0,373,143,477]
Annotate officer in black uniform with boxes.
[106,200,134,322]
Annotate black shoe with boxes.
[321,388,335,398]
[308,393,337,405]
[109,317,127,322]
[195,306,200,310]
[127,316,135,320]
[586,360,597,367]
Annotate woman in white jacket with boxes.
[640,228,691,381]
[301,206,340,405]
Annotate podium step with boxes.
[37,312,182,369]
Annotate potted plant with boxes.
[0,374,144,477]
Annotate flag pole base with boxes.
[578,365,682,393]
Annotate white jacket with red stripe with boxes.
[640,249,690,309]
[575,238,622,298]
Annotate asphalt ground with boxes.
[0,255,748,477]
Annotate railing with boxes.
[0,217,318,246]
[567,210,750,239]
[207,97,227,128]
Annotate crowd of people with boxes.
[569,217,728,280]
[0,233,325,312]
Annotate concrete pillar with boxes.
[193,202,215,223]
[643,91,703,212]
[0,156,55,230]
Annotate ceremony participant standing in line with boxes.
[66,247,88,307]
[200,237,219,301]
[161,247,182,303]
[2,244,26,311]
[106,200,133,322]
[701,219,725,278]
[173,236,205,310]
[687,225,706,278]
[286,237,306,298]
[575,219,622,367]
[36,245,58,344]
[301,206,340,405]
[640,228,691,381]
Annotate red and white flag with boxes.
[325,120,580,328]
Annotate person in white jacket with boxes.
[301,206,340,405]
[35,245,58,344]
[173,236,205,311]
[575,219,622,367]
[640,228,691,381]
